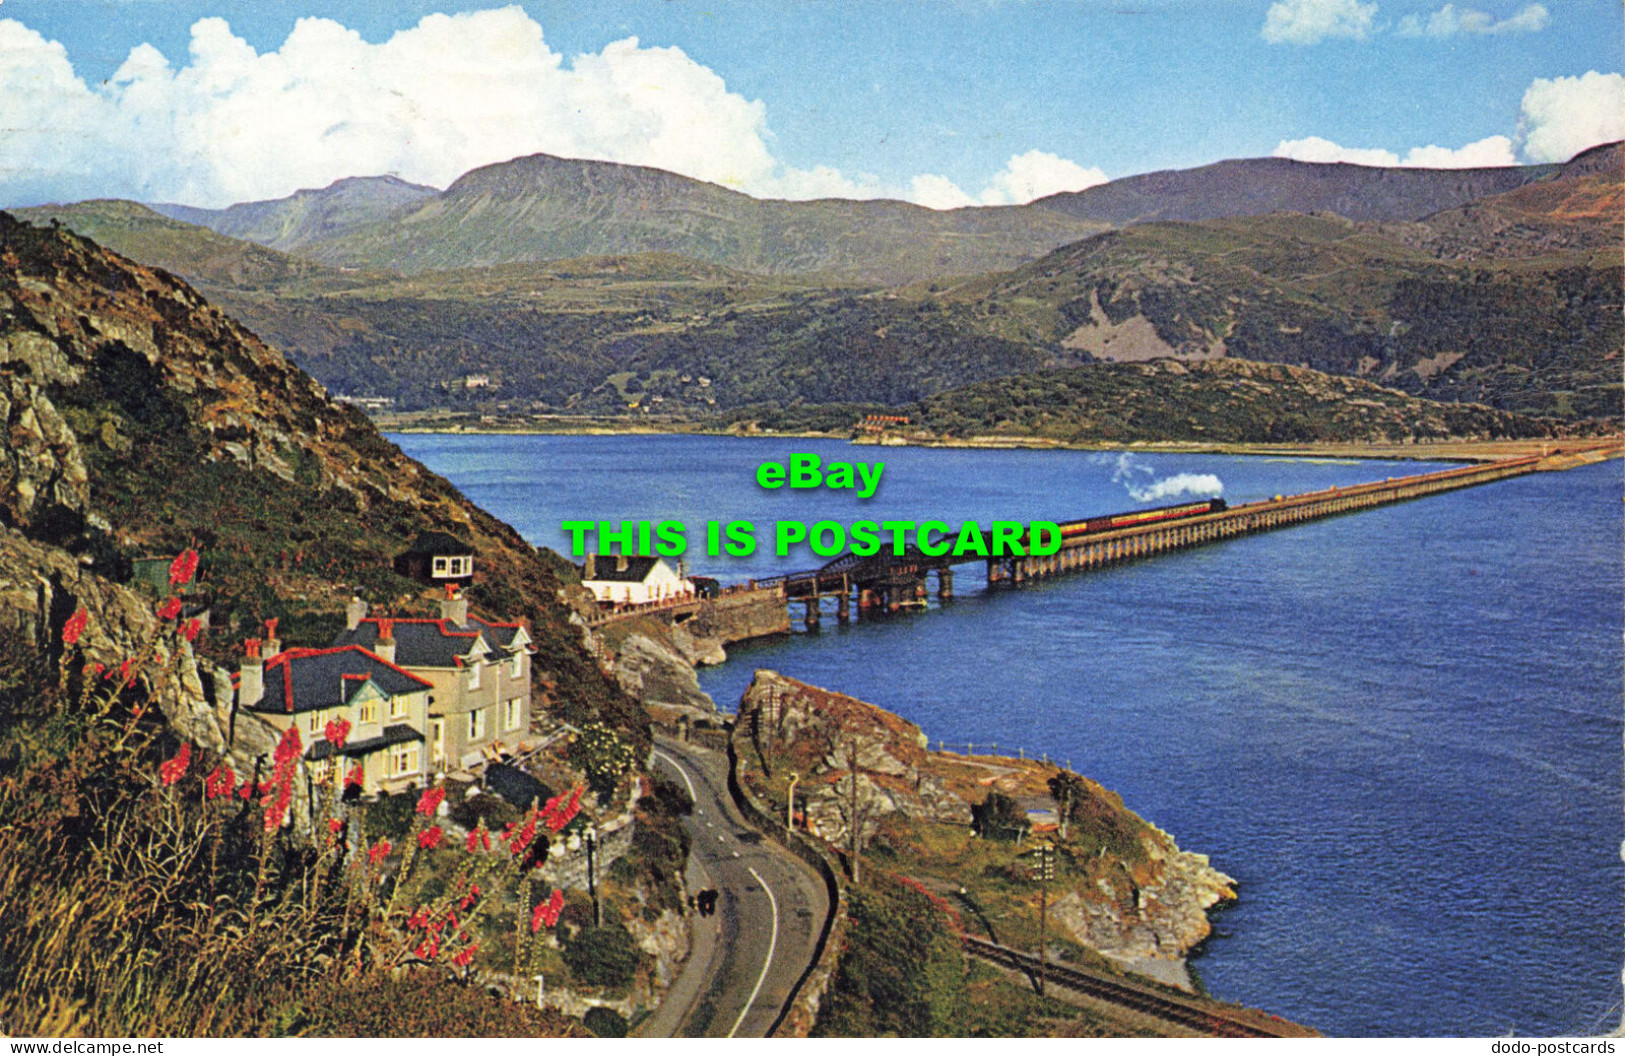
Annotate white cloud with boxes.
[909,173,977,210]
[1261,0,1378,44]
[0,8,901,207]
[978,150,1109,205]
[1273,134,1516,167]
[908,150,1108,210]
[1397,3,1549,37]
[1518,71,1625,164]
[0,9,1112,213]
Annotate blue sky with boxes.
[0,0,1619,208]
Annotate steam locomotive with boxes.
[1056,497,1227,540]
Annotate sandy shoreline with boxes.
[375,414,1623,465]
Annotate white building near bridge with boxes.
[581,554,694,606]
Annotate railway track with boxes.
[961,935,1310,1038]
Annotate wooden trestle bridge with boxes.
[754,456,1543,626]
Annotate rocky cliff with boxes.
[735,670,1235,987]
[0,211,643,745]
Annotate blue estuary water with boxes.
[393,433,1624,1037]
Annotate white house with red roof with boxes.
[331,589,534,773]
[226,623,433,795]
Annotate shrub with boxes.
[561,924,642,990]
[567,723,640,800]
[449,790,521,833]
[366,788,421,838]
[583,1006,629,1038]
[971,790,1027,842]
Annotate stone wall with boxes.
[726,720,847,1039]
[688,588,790,646]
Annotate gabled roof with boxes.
[253,646,432,714]
[332,615,530,669]
[583,555,665,584]
[403,531,472,556]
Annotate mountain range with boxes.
[13,141,1622,430]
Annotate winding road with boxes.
[635,735,830,1038]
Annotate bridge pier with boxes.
[802,598,820,630]
[937,569,954,600]
[836,592,851,622]
[986,559,1002,586]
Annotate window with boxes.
[467,661,481,690]
[468,707,486,741]
[510,653,523,678]
[390,693,409,720]
[504,698,524,732]
[389,744,420,778]
[358,698,378,725]
[430,720,444,763]
[305,707,332,735]
[310,758,335,783]
[432,556,470,577]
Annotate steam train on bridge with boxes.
[1054,497,1228,541]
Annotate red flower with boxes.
[324,719,351,749]
[344,763,365,788]
[509,811,537,857]
[61,608,88,646]
[543,784,584,833]
[204,764,236,799]
[451,944,477,969]
[465,828,492,853]
[236,782,252,801]
[532,888,564,930]
[82,661,104,680]
[327,818,344,834]
[113,657,137,684]
[417,825,444,850]
[368,839,392,866]
[156,597,182,621]
[415,787,445,817]
[168,549,199,588]
[179,618,202,642]
[158,743,191,786]
[273,726,302,765]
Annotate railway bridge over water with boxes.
[754,456,1544,626]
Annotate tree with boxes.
[1047,771,1086,841]
[971,790,1027,842]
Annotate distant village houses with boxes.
[580,553,695,606]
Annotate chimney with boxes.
[440,586,468,626]
[375,618,396,663]
[262,617,281,658]
[585,554,597,580]
[616,552,628,573]
[346,597,368,631]
[239,637,265,709]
